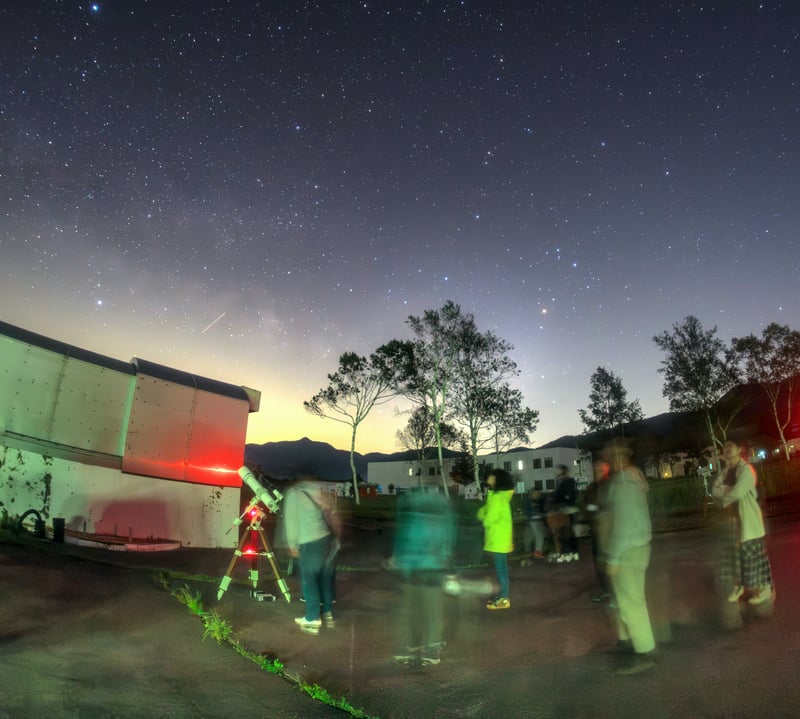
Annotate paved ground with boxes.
[1,510,799,719]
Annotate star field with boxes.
[1,1,798,452]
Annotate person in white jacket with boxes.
[712,439,775,606]
[602,438,656,675]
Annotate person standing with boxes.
[602,439,656,675]
[552,464,579,562]
[712,439,775,606]
[586,458,612,602]
[284,479,339,635]
[523,487,547,561]
[391,486,456,666]
[478,469,515,610]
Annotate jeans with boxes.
[298,535,336,621]
[489,552,510,598]
[529,519,546,553]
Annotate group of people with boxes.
[477,437,776,675]
[278,436,776,675]
[521,464,581,565]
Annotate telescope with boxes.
[239,466,283,514]
[217,467,290,602]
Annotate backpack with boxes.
[302,490,342,539]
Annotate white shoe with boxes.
[294,617,321,635]
[726,586,744,603]
[748,585,774,605]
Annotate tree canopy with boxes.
[578,366,644,434]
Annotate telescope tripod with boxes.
[217,504,291,602]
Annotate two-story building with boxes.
[367,446,592,495]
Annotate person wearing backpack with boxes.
[284,478,339,635]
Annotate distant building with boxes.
[367,446,592,495]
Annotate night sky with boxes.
[2,1,798,453]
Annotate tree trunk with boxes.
[704,410,720,471]
[349,427,360,506]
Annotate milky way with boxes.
[2,1,798,452]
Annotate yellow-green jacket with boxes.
[477,489,514,553]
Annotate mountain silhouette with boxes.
[244,437,461,482]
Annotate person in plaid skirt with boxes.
[712,439,775,606]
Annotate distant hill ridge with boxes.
[244,437,462,482]
[245,399,788,482]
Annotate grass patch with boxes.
[170,584,207,617]
[201,609,236,645]
[165,581,376,717]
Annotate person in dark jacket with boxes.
[549,465,579,562]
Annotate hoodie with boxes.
[477,489,514,553]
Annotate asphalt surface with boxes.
[1,510,799,719]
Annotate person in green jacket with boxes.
[478,468,515,610]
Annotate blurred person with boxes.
[522,487,547,563]
[284,478,339,635]
[548,464,579,562]
[586,459,612,602]
[391,486,456,666]
[712,439,775,606]
[602,439,656,675]
[478,468,515,609]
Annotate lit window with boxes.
[517,460,524,471]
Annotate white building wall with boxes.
[367,458,457,493]
[367,447,592,495]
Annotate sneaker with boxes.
[294,617,321,635]
[443,575,462,595]
[421,644,443,665]
[533,551,545,559]
[486,597,511,610]
[322,611,335,629]
[393,646,422,664]
[616,652,656,676]
[727,586,744,603]
[748,585,775,605]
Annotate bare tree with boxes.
[653,315,741,469]
[733,323,800,459]
[304,349,397,504]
